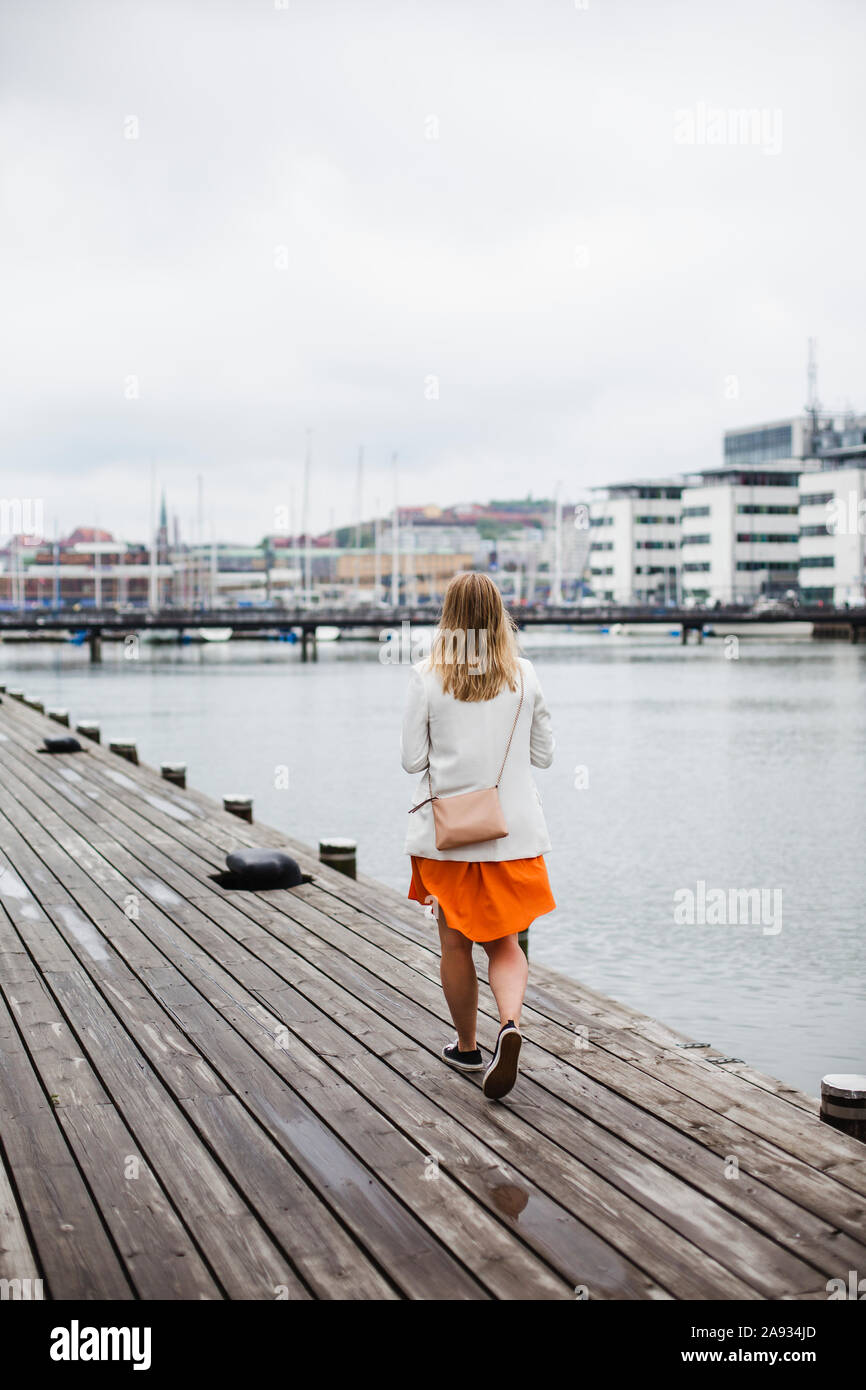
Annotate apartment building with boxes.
[680,419,818,604]
[334,549,473,602]
[588,481,683,603]
[798,416,866,605]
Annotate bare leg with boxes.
[482,933,529,1027]
[438,914,478,1051]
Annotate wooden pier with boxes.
[0,692,864,1301]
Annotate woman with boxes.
[401,573,555,1100]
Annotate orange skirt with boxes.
[408,855,555,943]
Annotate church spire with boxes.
[156,487,169,564]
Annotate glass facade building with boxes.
[723,424,793,467]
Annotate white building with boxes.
[680,418,818,604]
[385,508,591,603]
[386,522,485,557]
[797,415,866,606]
[798,468,866,605]
[588,481,682,603]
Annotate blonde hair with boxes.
[430,572,520,702]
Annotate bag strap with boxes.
[408,745,435,814]
[408,665,525,812]
[408,760,435,815]
[494,665,524,788]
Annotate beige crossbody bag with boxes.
[408,667,524,851]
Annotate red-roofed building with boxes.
[66,526,115,546]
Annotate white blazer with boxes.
[401,655,554,862]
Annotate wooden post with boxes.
[48,709,70,726]
[224,794,253,822]
[76,720,101,743]
[8,689,25,700]
[88,629,102,664]
[23,696,45,712]
[109,739,138,765]
[820,1074,866,1143]
[696,627,704,645]
[319,837,357,879]
[161,762,187,788]
[680,625,688,645]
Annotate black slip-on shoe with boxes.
[482,1020,522,1100]
[442,1041,484,1072]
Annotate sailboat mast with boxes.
[148,462,158,612]
[374,497,382,602]
[551,481,563,605]
[196,473,204,608]
[354,446,364,598]
[302,429,312,599]
[391,453,400,607]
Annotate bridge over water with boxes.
[0,602,863,660]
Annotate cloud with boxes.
[2,0,864,541]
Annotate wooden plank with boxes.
[0,775,538,1299]
[219,897,865,1291]
[36,713,833,1143]
[49,710,812,1122]
[0,974,133,1299]
[0,1151,42,1289]
[0,730,677,1298]
[144,966,570,1300]
[1,949,222,1299]
[43,768,866,1274]
[152,919,796,1298]
[170,891,858,1296]
[1,698,863,1302]
[1,877,666,1295]
[0,739,845,1301]
[0,840,410,1302]
[0,756,587,1299]
[0,811,392,1300]
[25,737,865,1235]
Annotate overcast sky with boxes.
[2,0,864,544]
